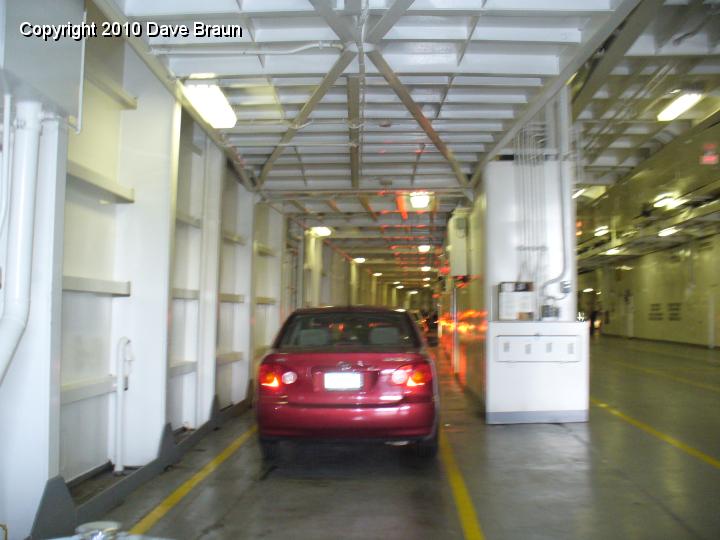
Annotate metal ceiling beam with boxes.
[572,0,665,120]
[325,199,342,213]
[366,50,469,187]
[290,200,311,214]
[359,196,379,222]
[257,49,357,186]
[469,0,645,189]
[347,76,361,189]
[365,0,416,44]
[308,0,357,43]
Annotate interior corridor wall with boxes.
[252,203,285,365]
[578,233,720,348]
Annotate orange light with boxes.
[261,374,280,388]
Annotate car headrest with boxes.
[368,326,401,346]
[297,328,330,347]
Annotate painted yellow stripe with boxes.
[591,398,720,470]
[130,425,258,535]
[603,360,720,395]
[439,430,485,540]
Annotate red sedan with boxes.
[256,306,439,459]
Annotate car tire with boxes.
[413,431,439,459]
[259,438,279,462]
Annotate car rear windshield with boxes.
[276,312,420,350]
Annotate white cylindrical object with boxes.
[114,337,132,474]
[0,101,43,385]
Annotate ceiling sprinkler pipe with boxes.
[0,101,43,386]
[156,41,344,56]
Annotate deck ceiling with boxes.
[106,0,702,279]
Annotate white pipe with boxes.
[73,10,87,135]
[114,337,133,475]
[0,101,43,386]
[0,93,12,235]
[541,88,572,305]
[155,41,343,57]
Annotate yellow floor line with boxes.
[439,429,486,540]
[129,425,258,535]
[602,360,720,395]
[590,398,720,470]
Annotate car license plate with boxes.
[324,372,362,390]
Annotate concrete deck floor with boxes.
[102,336,720,539]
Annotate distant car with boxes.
[256,306,439,459]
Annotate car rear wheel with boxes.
[412,430,438,459]
[259,438,279,461]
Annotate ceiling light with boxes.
[658,226,679,237]
[603,248,622,255]
[657,92,703,122]
[373,272,383,277]
[408,290,418,295]
[396,285,404,289]
[594,226,609,237]
[409,191,432,209]
[183,84,237,129]
[420,266,431,272]
[423,284,430,288]
[394,308,406,312]
[353,257,366,264]
[418,245,431,253]
[311,226,332,237]
[653,194,676,208]
[572,188,586,199]
[393,281,400,285]
[616,265,634,271]
[422,277,431,282]
[583,288,594,293]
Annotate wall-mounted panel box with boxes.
[446,207,470,276]
[486,321,589,424]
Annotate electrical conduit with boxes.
[0,101,43,386]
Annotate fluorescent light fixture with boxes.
[594,226,609,237]
[188,72,217,80]
[422,277,431,282]
[420,266,431,272]
[572,188,586,199]
[372,272,383,277]
[409,191,431,209]
[583,288,594,293]
[183,84,237,129]
[393,281,400,285]
[616,265,634,271]
[396,285,404,289]
[408,290,418,295]
[423,284,430,288]
[311,226,332,237]
[395,308,406,312]
[353,257,366,264]
[658,226,679,237]
[603,248,622,255]
[657,92,703,122]
[418,245,431,253]
[653,194,676,208]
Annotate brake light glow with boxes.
[259,364,282,388]
[391,364,432,388]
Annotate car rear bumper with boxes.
[257,400,436,439]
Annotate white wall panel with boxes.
[579,235,720,347]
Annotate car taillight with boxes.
[259,363,297,390]
[391,363,432,387]
[259,364,281,388]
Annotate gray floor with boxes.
[104,336,720,539]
